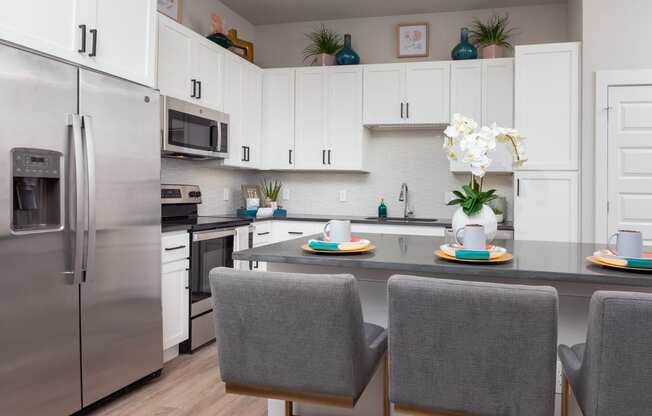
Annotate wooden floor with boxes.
[87,344,267,416]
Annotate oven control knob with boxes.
[189,191,202,198]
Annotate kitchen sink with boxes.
[365,217,438,222]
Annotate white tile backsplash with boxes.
[161,130,514,220]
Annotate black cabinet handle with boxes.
[516,179,520,197]
[89,29,98,57]
[164,245,186,251]
[256,231,270,236]
[288,149,293,165]
[288,231,304,235]
[246,146,250,161]
[191,79,197,98]
[328,149,332,165]
[406,102,410,119]
[241,146,247,162]
[400,102,404,119]
[322,149,326,165]
[197,80,202,99]
[78,25,87,53]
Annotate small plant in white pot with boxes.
[443,114,526,241]
[469,14,515,59]
[303,24,342,66]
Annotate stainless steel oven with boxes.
[161,96,229,159]
[182,227,236,352]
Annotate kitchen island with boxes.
[233,233,651,416]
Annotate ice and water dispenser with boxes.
[11,148,62,233]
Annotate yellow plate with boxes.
[587,256,652,273]
[302,244,375,255]
[435,250,513,264]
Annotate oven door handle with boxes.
[193,228,236,242]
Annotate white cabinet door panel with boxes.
[92,0,156,86]
[483,58,515,172]
[223,54,244,166]
[327,66,365,170]
[607,85,652,245]
[195,39,224,111]
[162,260,189,350]
[157,16,193,102]
[450,61,482,122]
[515,43,579,170]
[514,171,579,242]
[295,68,327,169]
[405,62,450,124]
[262,69,296,169]
[0,1,82,66]
[242,63,263,167]
[363,64,404,125]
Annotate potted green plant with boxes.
[303,24,342,66]
[261,179,282,210]
[469,14,516,59]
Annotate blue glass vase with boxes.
[336,34,360,65]
[451,28,478,60]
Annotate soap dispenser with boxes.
[378,199,387,219]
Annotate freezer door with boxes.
[79,69,162,406]
[0,44,81,414]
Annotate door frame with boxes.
[594,69,652,243]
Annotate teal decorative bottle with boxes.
[336,34,360,65]
[378,199,388,219]
[451,28,477,60]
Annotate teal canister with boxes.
[378,199,388,218]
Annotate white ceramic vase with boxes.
[451,204,498,243]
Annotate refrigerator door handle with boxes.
[82,115,97,283]
[67,114,85,285]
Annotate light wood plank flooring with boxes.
[87,344,267,416]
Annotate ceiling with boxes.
[220,0,567,25]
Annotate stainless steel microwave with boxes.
[161,96,229,159]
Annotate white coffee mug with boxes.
[245,198,259,210]
[455,224,486,250]
[608,230,643,258]
[323,220,352,243]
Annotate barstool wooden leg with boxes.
[285,400,293,416]
[384,353,390,416]
[562,375,569,416]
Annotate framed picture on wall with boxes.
[397,23,429,58]
[158,0,184,23]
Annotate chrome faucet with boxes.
[398,183,413,218]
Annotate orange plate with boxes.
[302,244,375,255]
[434,250,513,264]
[587,256,652,273]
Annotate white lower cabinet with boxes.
[234,225,253,270]
[161,231,190,355]
[514,171,579,242]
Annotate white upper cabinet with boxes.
[363,62,450,127]
[514,171,579,242]
[515,42,580,170]
[295,67,328,169]
[326,66,366,171]
[0,0,156,86]
[223,55,262,169]
[450,58,514,173]
[404,62,451,125]
[90,0,157,86]
[158,15,225,110]
[194,38,224,110]
[363,64,404,125]
[262,68,296,170]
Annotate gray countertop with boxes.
[233,233,652,287]
[252,214,514,231]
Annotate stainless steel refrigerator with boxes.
[0,42,162,415]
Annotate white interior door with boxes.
[608,85,652,245]
[295,67,327,169]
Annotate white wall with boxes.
[255,4,569,68]
[182,0,256,45]
[161,158,257,215]
[567,0,582,42]
[579,0,652,242]
[269,131,514,220]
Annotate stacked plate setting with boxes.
[437,243,512,263]
[303,236,374,254]
[588,249,652,272]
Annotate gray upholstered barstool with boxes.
[559,291,652,416]
[209,267,389,416]
[388,275,559,416]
